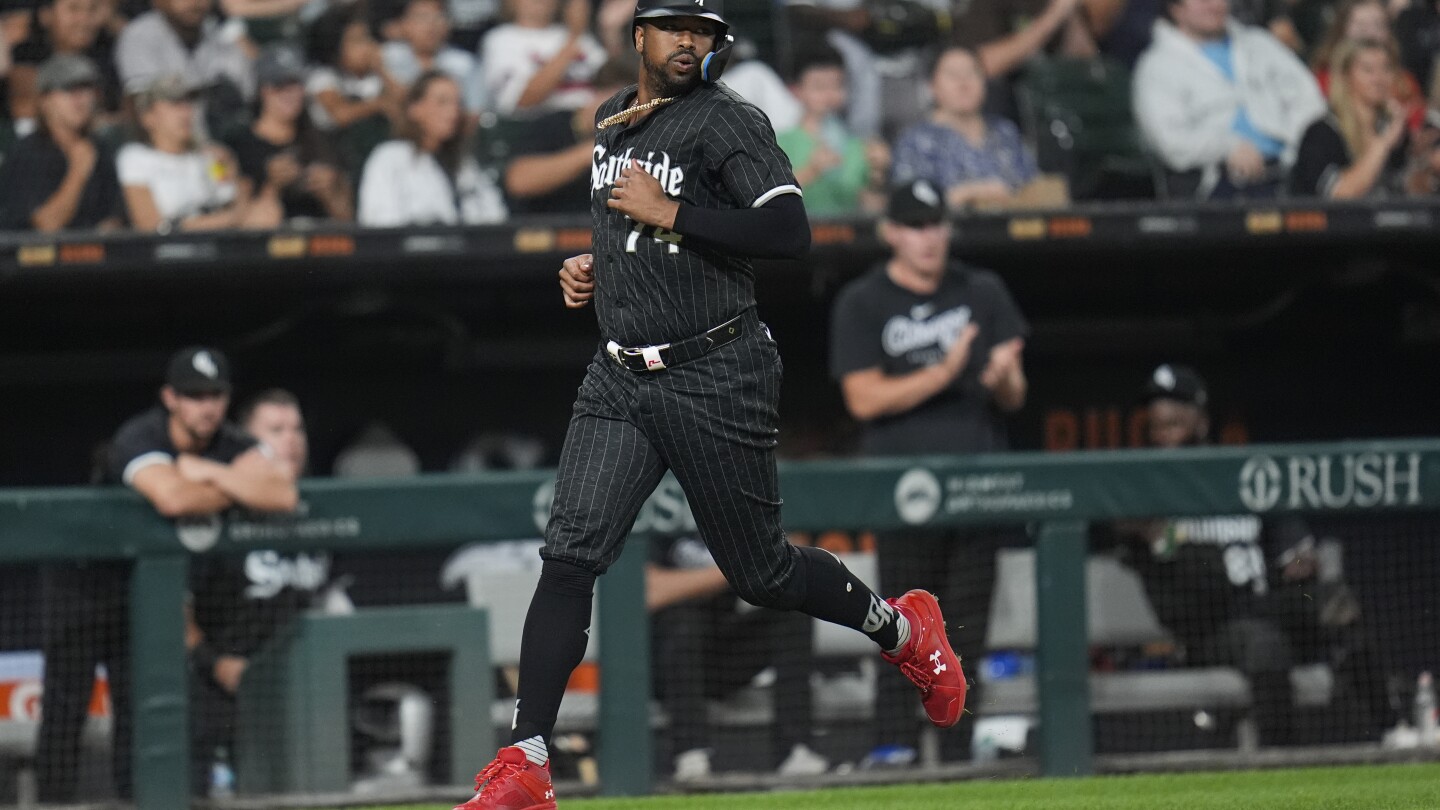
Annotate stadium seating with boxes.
[1016,57,1161,201]
[981,549,1342,753]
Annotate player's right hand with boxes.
[560,253,595,309]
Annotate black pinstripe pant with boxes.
[543,313,797,606]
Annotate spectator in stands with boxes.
[1088,0,1166,67]
[1395,0,1440,96]
[358,69,507,225]
[1311,0,1424,127]
[829,180,1029,765]
[778,46,888,218]
[447,0,502,51]
[1134,0,1326,199]
[114,0,254,124]
[595,0,639,61]
[99,0,149,37]
[187,387,326,796]
[217,0,310,46]
[8,0,122,132]
[305,3,404,133]
[1291,39,1415,197]
[102,0,154,36]
[0,20,10,90]
[382,0,484,115]
[225,45,354,223]
[954,0,1099,76]
[118,74,261,232]
[784,0,937,139]
[0,55,122,232]
[890,46,1040,210]
[1091,0,1303,66]
[952,0,1098,120]
[479,0,606,118]
[0,5,26,60]
[503,56,629,215]
[649,532,830,781]
[35,347,295,804]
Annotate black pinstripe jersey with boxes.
[589,81,801,347]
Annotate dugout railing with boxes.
[0,439,1436,808]
[4,198,1440,277]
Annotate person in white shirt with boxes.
[305,3,404,131]
[358,70,507,226]
[114,0,254,102]
[117,74,263,232]
[382,0,485,114]
[1133,0,1326,199]
[478,0,606,117]
[447,0,503,51]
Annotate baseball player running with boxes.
[457,2,966,806]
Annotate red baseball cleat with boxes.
[881,590,968,728]
[454,746,557,810]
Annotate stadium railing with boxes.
[2,198,1439,278]
[0,439,1436,808]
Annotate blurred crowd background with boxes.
[5,0,1440,236]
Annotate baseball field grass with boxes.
[374,761,1440,809]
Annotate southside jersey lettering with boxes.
[592,146,686,197]
[589,81,800,347]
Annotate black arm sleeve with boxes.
[670,192,811,260]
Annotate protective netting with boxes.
[0,514,1435,805]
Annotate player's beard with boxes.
[643,49,702,98]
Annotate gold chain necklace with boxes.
[595,96,677,131]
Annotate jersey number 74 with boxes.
[626,222,684,254]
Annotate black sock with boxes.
[510,559,596,746]
[787,545,903,652]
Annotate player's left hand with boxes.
[560,253,595,308]
[608,160,680,230]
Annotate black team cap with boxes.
[1142,364,1208,408]
[886,179,946,227]
[165,347,232,396]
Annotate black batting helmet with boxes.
[633,0,729,33]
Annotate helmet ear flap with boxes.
[701,33,734,83]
